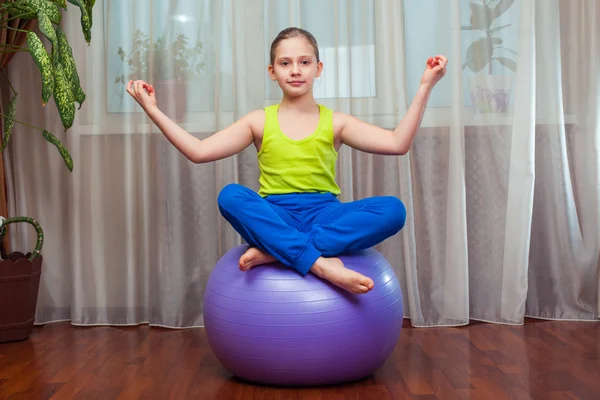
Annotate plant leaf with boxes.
[51,0,67,8]
[494,56,517,72]
[496,46,518,56]
[465,37,495,72]
[56,25,86,108]
[40,0,62,24]
[67,0,92,44]
[22,0,62,24]
[26,32,54,106]
[52,57,75,131]
[7,2,37,19]
[83,0,95,25]
[1,94,18,152]
[469,2,493,30]
[490,37,503,46]
[490,0,516,19]
[462,59,470,70]
[42,130,73,172]
[489,23,512,35]
[465,57,486,73]
[36,10,58,49]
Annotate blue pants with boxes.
[217,184,406,276]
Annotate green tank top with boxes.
[257,104,341,197]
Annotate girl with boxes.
[126,27,447,295]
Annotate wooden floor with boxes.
[0,319,599,399]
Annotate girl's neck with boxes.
[279,92,318,113]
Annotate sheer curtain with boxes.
[5,0,598,328]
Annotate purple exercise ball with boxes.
[203,245,404,387]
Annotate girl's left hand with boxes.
[421,55,448,89]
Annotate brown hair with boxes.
[269,27,320,65]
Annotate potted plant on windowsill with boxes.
[0,0,96,343]
[462,0,518,113]
[114,29,205,122]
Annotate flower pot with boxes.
[468,74,514,114]
[0,217,44,343]
[0,252,42,343]
[154,80,187,122]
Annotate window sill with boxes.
[75,107,578,136]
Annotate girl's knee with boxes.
[217,183,248,210]
[383,197,406,234]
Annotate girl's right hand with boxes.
[126,80,157,112]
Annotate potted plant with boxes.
[462,0,518,113]
[114,29,205,122]
[0,216,44,343]
[0,0,96,343]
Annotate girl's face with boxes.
[268,36,323,98]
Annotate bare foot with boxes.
[310,257,375,294]
[238,247,277,271]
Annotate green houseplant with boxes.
[462,0,518,113]
[0,0,96,343]
[115,29,204,121]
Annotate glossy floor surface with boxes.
[0,319,599,399]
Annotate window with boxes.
[403,0,522,124]
[91,0,564,135]
[105,0,234,115]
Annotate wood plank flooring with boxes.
[0,319,598,399]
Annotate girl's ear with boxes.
[316,61,324,78]
[268,65,277,81]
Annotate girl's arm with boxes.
[338,55,447,156]
[126,80,257,163]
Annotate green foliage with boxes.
[67,0,92,44]
[51,0,67,8]
[37,11,58,48]
[0,216,44,259]
[32,0,61,24]
[26,31,54,105]
[56,25,85,107]
[0,0,97,172]
[6,1,36,20]
[115,29,205,85]
[52,55,75,130]
[43,129,73,171]
[462,0,518,74]
[0,94,17,152]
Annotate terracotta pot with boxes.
[154,80,187,122]
[0,252,42,343]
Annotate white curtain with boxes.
[5,0,599,328]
